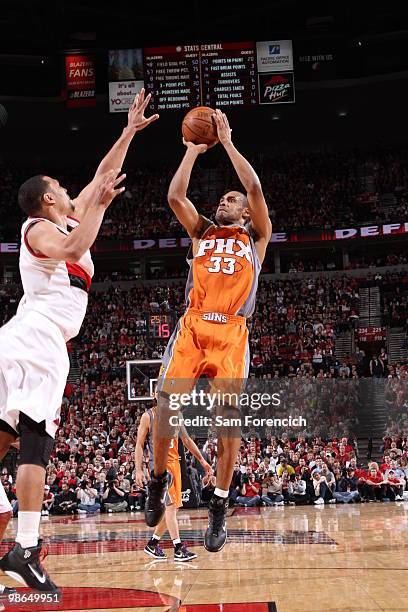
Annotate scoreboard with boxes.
[108,40,294,112]
[144,42,257,111]
[144,45,201,110]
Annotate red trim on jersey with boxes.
[66,262,92,291]
[24,221,48,259]
[67,215,80,224]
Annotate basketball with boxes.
[182,106,218,147]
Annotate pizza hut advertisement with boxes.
[258,71,295,105]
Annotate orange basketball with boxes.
[182,106,218,147]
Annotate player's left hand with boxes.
[213,109,232,146]
[182,138,208,154]
[127,88,159,132]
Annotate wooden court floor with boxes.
[0,503,407,612]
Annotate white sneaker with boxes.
[395,495,403,501]
[328,499,336,504]
[314,497,324,505]
[41,510,49,516]
[274,501,285,506]
[77,509,87,514]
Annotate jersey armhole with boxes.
[24,220,49,259]
[196,215,213,239]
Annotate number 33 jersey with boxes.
[185,224,261,317]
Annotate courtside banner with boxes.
[3,221,408,256]
[65,54,96,108]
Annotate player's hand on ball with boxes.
[127,88,159,132]
[213,109,232,146]
[182,138,208,154]
[98,169,126,208]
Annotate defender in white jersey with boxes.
[0,213,94,439]
[0,89,158,593]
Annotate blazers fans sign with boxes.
[259,71,295,104]
[65,54,96,108]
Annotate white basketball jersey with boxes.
[17,216,94,341]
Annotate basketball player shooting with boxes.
[144,109,272,553]
[0,90,158,593]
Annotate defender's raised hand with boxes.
[213,109,232,146]
[97,169,126,208]
[127,88,159,132]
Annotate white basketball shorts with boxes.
[0,310,69,439]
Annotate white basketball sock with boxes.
[214,488,229,499]
[16,511,40,549]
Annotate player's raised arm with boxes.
[28,170,125,263]
[213,110,272,253]
[167,140,212,239]
[73,89,159,218]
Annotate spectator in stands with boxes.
[41,485,54,516]
[276,457,295,478]
[77,480,101,514]
[261,472,284,506]
[236,473,261,507]
[102,478,128,513]
[289,473,308,505]
[370,355,385,378]
[383,470,405,501]
[312,472,336,505]
[201,472,217,504]
[333,468,360,503]
[53,483,78,515]
[3,482,18,517]
[360,466,385,501]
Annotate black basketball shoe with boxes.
[0,542,59,593]
[204,495,229,552]
[144,471,169,527]
[174,544,197,562]
[144,542,167,561]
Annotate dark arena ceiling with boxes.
[0,1,407,52]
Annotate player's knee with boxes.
[18,414,54,468]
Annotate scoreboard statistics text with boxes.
[144,42,257,110]
[108,40,294,112]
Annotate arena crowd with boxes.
[0,269,407,515]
